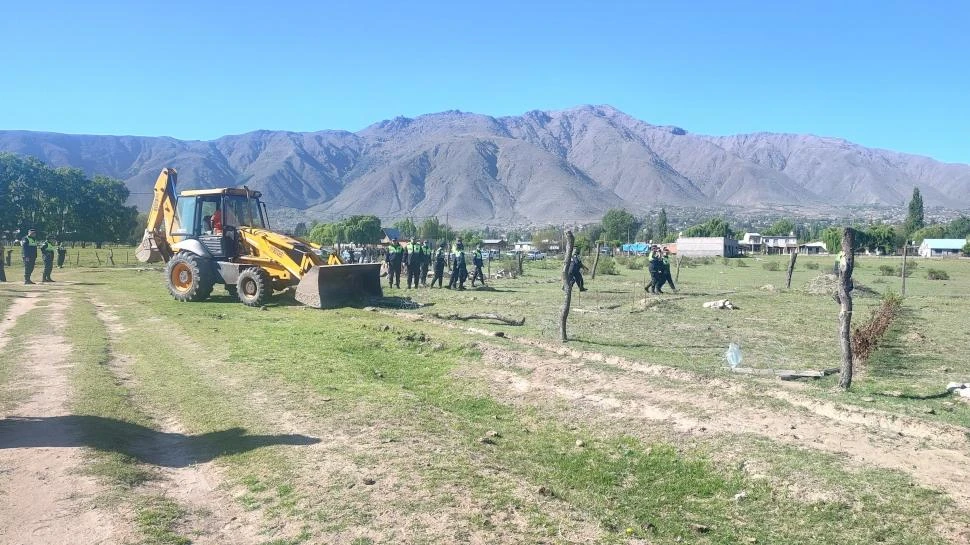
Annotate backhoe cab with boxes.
[136,168,382,308]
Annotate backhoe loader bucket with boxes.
[135,231,163,263]
[295,263,383,308]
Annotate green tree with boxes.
[343,215,382,244]
[293,222,308,237]
[946,216,970,239]
[904,187,925,235]
[601,209,639,243]
[910,224,946,243]
[820,227,843,254]
[862,224,898,254]
[392,217,417,239]
[683,217,734,238]
[418,217,456,242]
[963,241,970,257]
[763,219,796,237]
[0,154,136,246]
[531,226,561,251]
[656,208,668,241]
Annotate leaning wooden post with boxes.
[900,242,908,296]
[675,255,683,282]
[559,230,576,342]
[837,228,856,390]
[785,249,798,289]
[591,241,601,280]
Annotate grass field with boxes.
[1,251,969,544]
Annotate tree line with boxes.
[0,153,139,247]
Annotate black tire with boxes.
[236,268,271,307]
[165,252,215,302]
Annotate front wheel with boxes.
[165,252,215,302]
[236,268,271,307]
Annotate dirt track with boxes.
[0,292,132,544]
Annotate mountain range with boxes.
[2,105,968,227]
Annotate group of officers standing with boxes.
[645,245,676,294]
[384,238,487,291]
[0,228,68,284]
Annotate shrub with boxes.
[735,259,748,268]
[626,258,645,270]
[852,291,903,365]
[878,264,896,276]
[927,268,949,280]
[805,262,820,270]
[596,257,618,275]
[762,261,780,271]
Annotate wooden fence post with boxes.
[838,228,856,390]
[559,231,576,342]
[786,249,798,289]
[675,255,683,283]
[901,243,908,296]
[591,242,601,280]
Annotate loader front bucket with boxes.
[295,263,384,308]
[135,231,163,263]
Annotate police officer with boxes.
[420,240,431,287]
[405,238,423,289]
[431,242,447,288]
[661,247,676,292]
[471,243,486,287]
[57,240,68,268]
[645,245,664,294]
[385,238,403,288]
[448,241,467,290]
[568,248,588,291]
[21,229,40,285]
[40,237,56,282]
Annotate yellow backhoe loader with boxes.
[135,168,382,308]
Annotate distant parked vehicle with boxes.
[527,250,546,260]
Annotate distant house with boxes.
[481,239,507,251]
[798,241,828,255]
[918,239,966,258]
[675,236,740,258]
[763,233,798,255]
[739,233,763,254]
[512,241,533,253]
[380,228,409,245]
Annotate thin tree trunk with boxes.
[675,255,683,282]
[591,242,601,280]
[559,230,576,342]
[786,249,798,289]
[838,228,856,390]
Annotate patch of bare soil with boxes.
[92,301,265,545]
[465,340,970,512]
[0,295,133,544]
[0,292,40,351]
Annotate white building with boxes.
[675,237,740,257]
[739,233,762,254]
[763,233,798,255]
[918,239,966,258]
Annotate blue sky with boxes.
[1,0,968,163]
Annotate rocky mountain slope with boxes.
[2,105,968,226]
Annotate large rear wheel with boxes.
[165,252,215,302]
[236,268,271,307]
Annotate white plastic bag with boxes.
[725,343,743,368]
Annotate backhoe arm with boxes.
[135,168,179,263]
